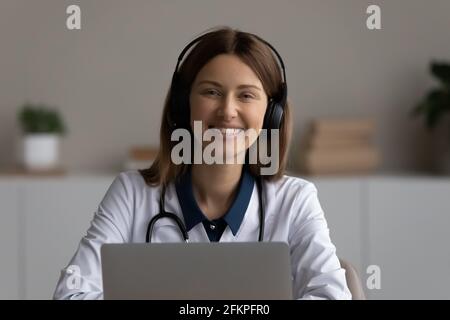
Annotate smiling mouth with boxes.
[208,126,245,137]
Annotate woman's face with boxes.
[189,54,268,161]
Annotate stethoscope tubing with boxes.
[146,176,265,243]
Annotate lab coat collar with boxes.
[175,165,255,236]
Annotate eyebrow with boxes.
[196,80,262,91]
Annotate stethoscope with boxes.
[146,176,265,243]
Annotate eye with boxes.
[204,89,221,96]
[241,93,255,100]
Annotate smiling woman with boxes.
[53,26,351,300]
[141,26,293,186]
[189,54,268,160]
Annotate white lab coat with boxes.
[53,170,351,300]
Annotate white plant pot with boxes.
[23,134,60,171]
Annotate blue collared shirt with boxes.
[175,166,255,242]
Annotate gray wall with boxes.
[1,0,450,173]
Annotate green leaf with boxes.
[17,103,67,135]
[431,61,450,88]
[411,87,450,130]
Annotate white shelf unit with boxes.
[1,174,449,299]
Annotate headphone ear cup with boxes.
[170,76,190,130]
[270,102,284,130]
[169,76,180,129]
[263,100,284,130]
[263,101,275,130]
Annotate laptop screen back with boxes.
[101,242,293,300]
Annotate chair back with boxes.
[339,258,366,300]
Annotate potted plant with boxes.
[412,61,450,129]
[412,61,450,173]
[18,103,67,171]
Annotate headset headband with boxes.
[172,31,287,102]
[169,30,288,130]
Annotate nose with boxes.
[217,94,238,121]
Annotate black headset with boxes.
[168,30,288,133]
[146,30,287,243]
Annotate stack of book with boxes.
[299,118,381,175]
[123,146,159,171]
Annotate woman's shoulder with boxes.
[115,169,146,183]
[260,173,322,225]
[110,169,161,194]
[267,173,318,196]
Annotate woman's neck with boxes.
[191,164,243,220]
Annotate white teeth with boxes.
[213,128,244,136]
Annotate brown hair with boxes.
[140,26,292,186]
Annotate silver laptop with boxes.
[101,242,293,300]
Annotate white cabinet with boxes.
[1,174,450,299]
[22,176,114,299]
[310,178,364,275]
[367,177,450,299]
[0,181,20,299]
